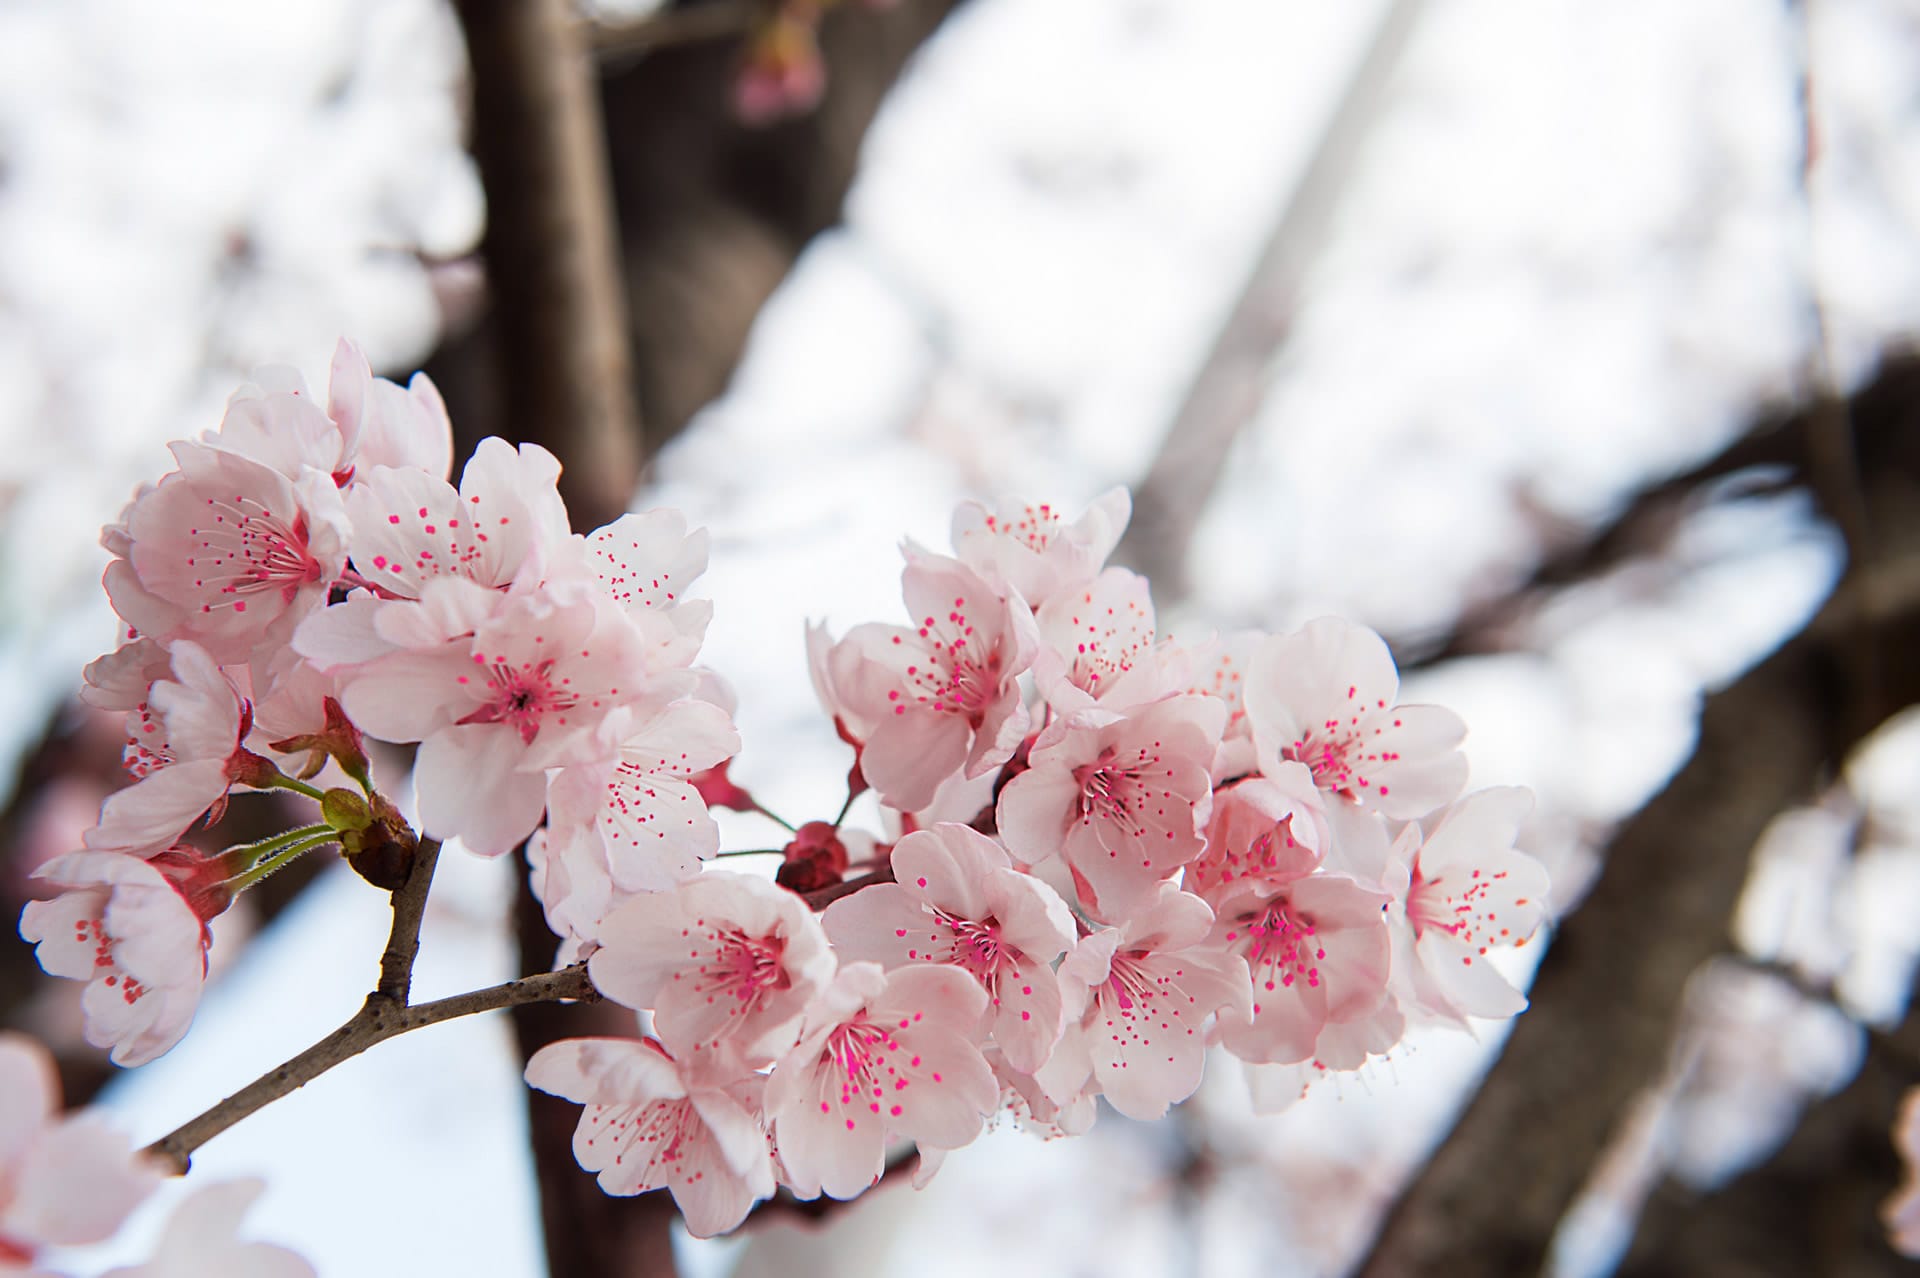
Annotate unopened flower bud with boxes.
[321,787,372,833]
[776,821,847,895]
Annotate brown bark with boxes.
[1357,356,1920,1277]
[1615,994,1920,1278]
[454,0,642,531]
[431,0,965,466]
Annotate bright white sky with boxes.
[8,1,1920,1275]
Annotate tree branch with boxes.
[1356,356,1920,1277]
[142,964,598,1174]
[376,837,440,1003]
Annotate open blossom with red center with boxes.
[317,576,655,856]
[821,544,1036,805]
[85,641,271,857]
[525,1037,775,1239]
[0,1032,161,1268]
[822,823,1076,1073]
[104,441,349,664]
[1036,882,1249,1122]
[1384,786,1551,1023]
[951,489,1130,609]
[1208,872,1394,1066]
[588,873,835,1067]
[539,696,741,943]
[765,962,997,1201]
[1244,616,1468,820]
[19,851,217,1067]
[1029,567,1179,722]
[1184,771,1328,906]
[825,549,1038,813]
[997,694,1225,918]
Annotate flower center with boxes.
[192,495,322,612]
[457,657,579,744]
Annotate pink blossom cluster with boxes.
[529,492,1552,1233]
[20,345,1552,1240]
[0,1031,311,1276]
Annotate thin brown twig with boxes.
[376,837,441,1003]
[142,964,599,1174]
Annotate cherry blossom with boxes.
[1384,786,1550,1022]
[87,642,271,857]
[1037,883,1248,1122]
[344,438,568,598]
[822,823,1075,1073]
[588,873,835,1066]
[525,1038,775,1238]
[101,1180,314,1278]
[537,696,742,941]
[104,441,350,664]
[1183,772,1326,906]
[1030,567,1176,722]
[997,694,1225,917]
[1244,616,1467,820]
[825,550,1037,811]
[765,962,997,1200]
[951,489,1130,608]
[207,339,451,488]
[1184,630,1261,782]
[581,509,713,672]
[0,1032,160,1269]
[1208,872,1394,1066]
[328,578,654,855]
[19,852,214,1067]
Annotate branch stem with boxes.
[142,964,599,1174]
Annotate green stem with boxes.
[263,773,329,801]
[713,848,784,859]
[832,787,857,829]
[225,832,337,894]
[751,801,797,832]
[227,823,333,868]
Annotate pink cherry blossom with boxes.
[332,579,653,855]
[765,962,997,1201]
[525,1037,775,1238]
[104,441,350,664]
[19,852,213,1067]
[205,340,450,490]
[0,1032,160,1268]
[1384,786,1549,1022]
[537,697,742,942]
[951,489,1130,608]
[822,823,1075,1073]
[826,550,1038,811]
[588,872,834,1066]
[321,338,453,482]
[583,509,713,672]
[1184,772,1326,906]
[1030,568,1175,721]
[1185,630,1261,782]
[1208,872,1394,1066]
[996,694,1225,917]
[344,438,568,598]
[1037,883,1248,1122]
[87,642,268,857]
[101,1179,314,1278]
[1244,617,1467,820]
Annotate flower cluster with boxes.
[0,1031,310,1277]
[529,492,1552,1232]
[21,347,1552,1242]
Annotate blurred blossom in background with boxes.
[3,0,1920,1275]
